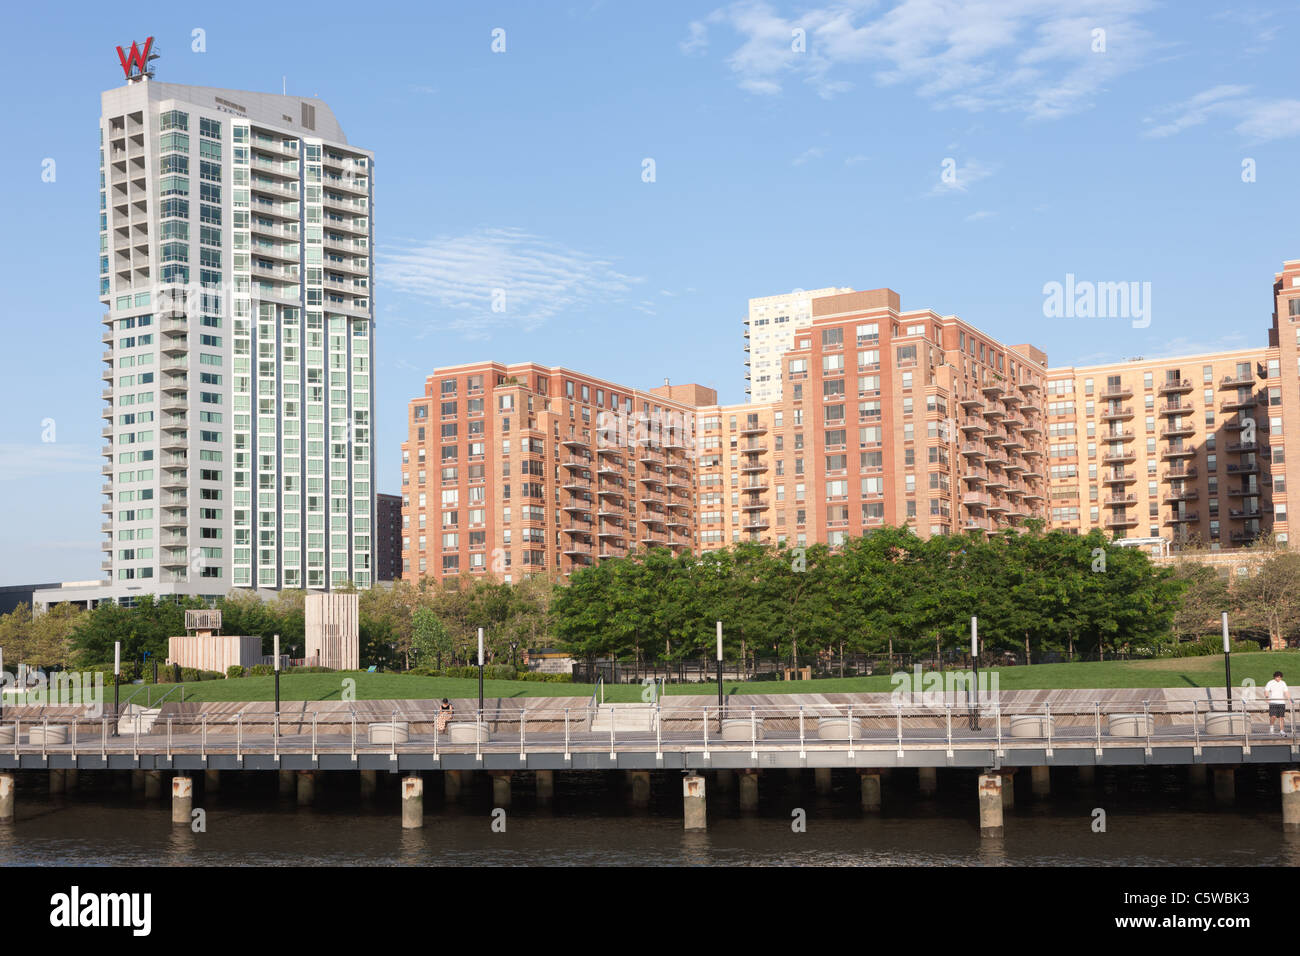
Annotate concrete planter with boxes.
[1106,713,1154,737]
[446,722,489,744]
[368,721,410,744]
[0,725,13,745]
[816,716,866,741]
[27,725,68,745]
[1008,715,1053,738]
[719,717,764,741]
[1201,712,1248,736]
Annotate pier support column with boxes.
[0,773,13,823]
[444,769,463,801]
[1213,767,1235,806]
[918,766,938,796]
[297,770,316,807]
[1000,770,1015,809]
[65,768,78,791]
[144,769,161,801]
[1187,764,1207,790]
[278,769,294,797]
[738,769,760,812]
[628,770,651,809]
[360,769,377,801]
[1283,771,1300,832]
[401,775,423,829]
[49,769,66,796]
[171,775,192,826]
[205,769,220,794]
[535,770,554,807]
[859,770,882,812]
[1031,765,1051,799]
[132,769,145,794]
[814,767,832,796]
[979,774,1004,838]
[1077,765,1096,787]
[683,774,707,830]
[491,771,512,808]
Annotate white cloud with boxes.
[964,209,995,221]
[792,146,825,165]
[1144,85,1300,142]
[378,227,643,336]
[844,153,869,165]
[928,158,998,197]
[684,0,1161,119]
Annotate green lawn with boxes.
[98,649,1300,704]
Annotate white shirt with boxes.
[1265,678,1290,703]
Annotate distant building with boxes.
[376,493,402,581]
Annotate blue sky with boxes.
[1,0,1296,583]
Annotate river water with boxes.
[0,767,1293,866]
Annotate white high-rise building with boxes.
[43,61,376,608]
[745,287,853,404]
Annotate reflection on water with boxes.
[0,767,1292,866]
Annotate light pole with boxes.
[112,641,121,737]
[0,646,5,721]
[969,616,980,732]
[1222,612,1233,713]
[477,626,485,716]
[273,633,281,716]
[716,621,724,714]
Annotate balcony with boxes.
[562,456,592,471]
[1160,447,1196,459]
[1157,379,1195,396]
[1104,494,1137,507]
[1226,441,1267,454]
[1229,508,1266,521]
[1105,516,1139,529]
[959,396,984,410]
[961,492,990,508]
[1157,403,1193,417]
[983,405,1005,422]
[1103,472,1138,485]
[1161,467,1197,482]
[961,443,986,459]
[740,461,769,473]
[1220,396,1259,411]
[961,418,987,434]
[962,469,987,484]
[561,476,591,492]
[1226,462,1262,474]
[1100,405,1134,421]
[984,474,1008,491]
[981,382,1005,400]
[1219,372,1256,389]
[743,479,769,492]
[561,436,590,450]
[1165,512,1199,524]
[1159,424,1196,439]
[1162,489,1199,504]
[1100,384,1133,400]
[742,517,771,531]
[740,422,767,436]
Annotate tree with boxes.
[411,606,453,669]
[1237,551,1300,649]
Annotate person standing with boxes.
[1264,671,1292,735]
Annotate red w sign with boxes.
[116,37,155,79]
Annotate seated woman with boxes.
[435,697,453,732]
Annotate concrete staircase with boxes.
[116,704,162,735]
[589,703,658,733]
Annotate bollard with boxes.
[1283,771,1300,832]
[278,769,295,797]
[978,773,1004,837]
[49,769,66,796]
[171,775,193,826]
[491,771,512,809]
[360,769,377,801]
[1213,767,1235,806]
[739,768,760,812]
[0,773,13,823]
[297,770,315,807]
[1031,765,1050,799]
[628,770,651,809]
[918,766,938,796]
[859,770,882,812]
[535,769,554,807]
[814,767,832,796]
[683,774,707,830]
[205,769,220,794]
[444,769,463,801]
[144,770,161,801]
[401,775,423,829]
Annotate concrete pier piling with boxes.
[49,769,66,796]
[1000,770,1016,809]
[683,773,707,830]
[278,769,294,797]
[814,767,832,796]
[401,775,423,829]
[0,772,13,823]
[978,773,1004,838]
[205,769,220,794]
[1187,764,1207,789]
[65,768,78,791]
[1031,765,1050,799]
[918,766,937,796]
[491,771,512,808]
[144,769,162,801]
[535,770,554,806]
[1283,771,1300,832]
[1213,767,1235,806]
[297,770,316,807]
[171,775,193,826]
[444,769,463,801]
[738,769,760,812]
[859,770,882,812]
[628,770,651,809]
[360,769,377,801]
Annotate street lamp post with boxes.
[969,616,980,731]
[716,621,724,714]
[1222,612,1233,713]
[0,647,5,721]
[477,627,485,716]
[112,641,121,737]
[273,633,281,716]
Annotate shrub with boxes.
[287,665,335,674]
[227,665,246,680]
[248,664,274,677]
